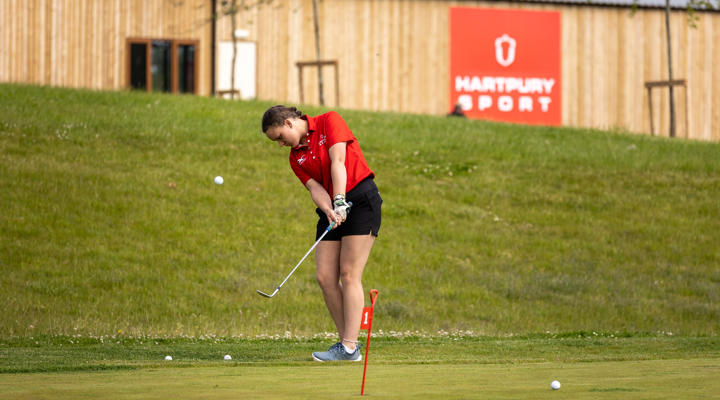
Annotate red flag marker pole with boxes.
[360,289,379,396]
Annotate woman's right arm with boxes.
[305,179,342,227]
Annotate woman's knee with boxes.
[316,270,338,288]
[339,266,362,286]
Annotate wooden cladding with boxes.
[1,0,719,140]
[0,0,211,94]
[219,1,719,141]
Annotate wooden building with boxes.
[1,0,718,141]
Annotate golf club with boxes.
[257,203,351,298]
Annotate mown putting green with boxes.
[2,359,718,399]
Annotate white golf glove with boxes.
[333,194,351,222]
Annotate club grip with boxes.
[326,201,353,232]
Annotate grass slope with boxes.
[1,84,719,337]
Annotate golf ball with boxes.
[551,380,561,390]
[224,354,232,361]
[165,355,173,361]
[214,176,224,185]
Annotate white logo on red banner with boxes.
[494,34,516,67]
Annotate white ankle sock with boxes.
[342,343,356,354]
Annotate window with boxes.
[151,41,172,92]
[129,43,148,90]
[177,44,196,94]
[127,38,198,94]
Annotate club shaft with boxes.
[258,204,349,298]
[273,225,332,291]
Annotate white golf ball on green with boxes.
[551,380,561,390]
[164,355,173,361]
[214,176,224,185]
[224,354,232,361]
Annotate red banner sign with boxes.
[450,7,561,125]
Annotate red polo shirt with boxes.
[289,111,374,195]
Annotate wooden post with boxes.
[296,60,339,107]
[664,0,676,138]
[647,84,654,136]
[298,65,305,104]
[311,0,324,105]
[644,80,688,137]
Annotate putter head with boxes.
[256,288,278,298]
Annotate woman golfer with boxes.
[262,105,382,362]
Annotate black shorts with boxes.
[316,177,382,241]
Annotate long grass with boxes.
[1,84,719,337]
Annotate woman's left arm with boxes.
[328,142,347,197]
[329,142,351,221]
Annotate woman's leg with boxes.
[339,233,376,351]
[315,240,344,338]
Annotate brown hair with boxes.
[261,105,303,133]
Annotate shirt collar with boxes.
[292,115,314,150]
[305,114,316,134]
